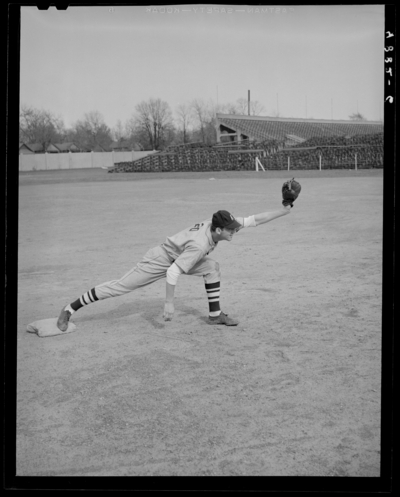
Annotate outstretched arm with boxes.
[236,205,291,229]
[254,205,291,226]
[237,178,301,229]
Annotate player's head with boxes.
[211,210,240,241]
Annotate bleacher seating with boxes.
[109,118,383,173]
[263,133,383,170]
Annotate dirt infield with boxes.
[16,169,383,479]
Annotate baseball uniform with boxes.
[57,210,258,330]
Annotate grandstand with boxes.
[216,114,382,142]
[109,114,383,173]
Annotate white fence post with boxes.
[69,151,72,169]
[319,154,322,171]
[255,157,265,172]
[355,153,358,170]
[288,156,290,171]
[45,152,48,170]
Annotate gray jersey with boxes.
[162,219,217,273]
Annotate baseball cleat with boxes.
[208,311,239,326]
[57,306,72,331]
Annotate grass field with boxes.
[15,168,384,481]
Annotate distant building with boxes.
[52,142,81,153]
[91,143,109,152]
[22,143,45,153]
[45,143,61,153]
[19,143,35,154]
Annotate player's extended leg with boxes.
[57,246,172,331]
[186,257,238,326]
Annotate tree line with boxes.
[19,97,266,152]
[19,98,370,153]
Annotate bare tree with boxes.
[235,98,249,115]
[217,102,239,115]
[236,98,265,116]
[19,104,65,149]
[250,100,265,116]
[349,112,367,121]
[125,117,145,150]
[73,111,113,151]
[175,103,192,144]
[112,119,126,141]
[191,99,207,143]
[133,99,174,150]
[190,99,217,144]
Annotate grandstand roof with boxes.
[216,113,383,143]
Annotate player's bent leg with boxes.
[186,257,239,326]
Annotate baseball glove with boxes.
[282,178,301,207]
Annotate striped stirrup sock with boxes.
[70,288,99,312]
[205,282,221,317]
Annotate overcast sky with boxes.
[19,4,385,130]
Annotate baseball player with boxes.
[57,179,301,331]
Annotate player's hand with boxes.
[163,301,174,321]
